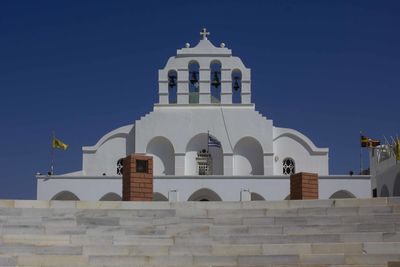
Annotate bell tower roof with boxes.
[177,28,232,57]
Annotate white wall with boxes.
[273,128,329,175]
[37,175,370,201]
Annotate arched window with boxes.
[232,69,242,103]
[210,61,221,103]
[282,158,295,175]
[51,191,79,201]
[188,61,199,104]
[168,70,177,104]
[116,158,123,175]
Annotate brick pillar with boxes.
[290,172,318,200]
[122,154,153,201]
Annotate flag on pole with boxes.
[52,137,68,150]
[360,135,380,148]
[208,134,221,148]
[360,135,369,147]
[395,137,400,161]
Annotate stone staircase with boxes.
[0,198,399,267]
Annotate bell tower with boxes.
[157,29,251,106]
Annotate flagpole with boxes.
[207,130,209,153]
[360,131,363,175]
[50,130,55,175]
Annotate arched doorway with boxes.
[146,136,175,175]
[251,192,265,201]
[233,137,264,175]
[51,191,79,201]
[153,192,168,201]
[393,173,400,196]
[381,184,389,197]
[185,133,223,175]
[99,192,121,201]
[188,188,222,201]
[329,190,356,199]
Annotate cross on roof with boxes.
[200,28,210,40]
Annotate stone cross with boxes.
[200,28,210,40]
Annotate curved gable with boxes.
[83,124,134,153]
[273,127,328,156]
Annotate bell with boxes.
[168,75,176,88]
[233,77,240,91]
[211,71,221,88]
[190,72,198,85]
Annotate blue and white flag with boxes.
[208,134,221,148]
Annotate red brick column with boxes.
[290,172,318,200]
[122,154,153,201]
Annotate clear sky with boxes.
[0,1,399,199]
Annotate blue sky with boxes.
[0,1,399,199]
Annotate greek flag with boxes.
[208,134,221,148]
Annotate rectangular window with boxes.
[136,160,148,173]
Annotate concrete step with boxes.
[0,198,400,266]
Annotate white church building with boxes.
[37,29,371,201]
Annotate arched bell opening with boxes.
[232,69,242,104]
[210,60,221,103]
[168,70,177,104]
[188,61,200,104]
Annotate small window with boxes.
[282,158,295,175]
[136,160,148,173]
[117,158,123,175]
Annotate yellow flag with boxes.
[396,138,400,161]
[52,137,68,150]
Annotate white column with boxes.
[241,80,251,104]
[199,68,211,104]
[174,153,185,175]
[177,69,189,104]
[158,81,168,104]
[220,69,232,104]
[263,153,274,175]
[223,153,233,175]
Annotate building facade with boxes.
[37,29,371,201]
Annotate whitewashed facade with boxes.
[37,30,371,201]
